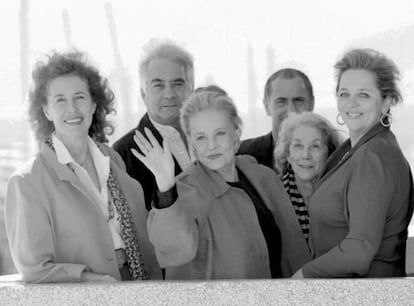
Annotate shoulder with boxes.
[357,129,405,165]
[236,154,275,175]
[6,154,47,195]
[239,132,272,153]
[112,127,138,153]
[96,142,126,169]
[112,114,151,150]
[176,163,204,185]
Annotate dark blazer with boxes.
[238,132,274,169]
[302,123,414,277]
[113,113,183,210]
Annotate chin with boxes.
[296,173,316,183]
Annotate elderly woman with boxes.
[132,91,311,280]
[4,52,161,283]
[274,112,342,244]
[294,49,414,278]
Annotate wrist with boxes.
[156,178,175,192]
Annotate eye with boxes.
[216,130,227,136]
[195,135,205,141]
[359,92,370,98]
[275,99,286,105]
[173,80,185,87]
[75,95,85,101]
[153,83,164,89]
[338,92,349,98]
[55,97,66,103]
[293,143,303,149]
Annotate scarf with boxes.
[45,138,147,280]
[280,164,310,243]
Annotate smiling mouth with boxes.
[345,112,363,118]
[64,118,83,125]
[162,105,178,108]
[298,164,314,169]
[207,154,221,160]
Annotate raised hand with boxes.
[131,127,175,192]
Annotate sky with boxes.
[0,0,414,141]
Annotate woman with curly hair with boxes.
[4,51,161,283]
[274,112,342,245]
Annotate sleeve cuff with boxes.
[153,185,178,209]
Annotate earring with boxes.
[380,112,391,127]
[191,146,198,160]
[336,113,345,126]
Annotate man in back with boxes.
[113,40,194,210]
[238,68,315,169]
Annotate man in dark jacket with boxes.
[238,68,315,169]
[113,40,194,210]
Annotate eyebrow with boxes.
[338,87,372,92]
[292,138,323,142]
[150,78,186,84]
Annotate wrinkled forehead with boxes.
[143,58,187,83]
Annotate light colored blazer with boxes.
[5,142,161,283]
[147,155,312,279]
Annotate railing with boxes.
[0,275,413,305]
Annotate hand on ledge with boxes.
[81,272,118,282]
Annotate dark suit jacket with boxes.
[238,132,274,169]
[113,113,183,210]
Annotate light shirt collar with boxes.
[52,134,110,185]
[149,117,182,137]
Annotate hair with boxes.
[274,112,342,173]
[194,84,228,96]
[180,91,242,137]
[263,68,315,110]
[334,48,402,125]
[28,51,115,144]
[139,39,195,91]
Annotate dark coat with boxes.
[238,132,274,169]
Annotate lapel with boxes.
[263,132,275,168]
[316,123,389,189]
[236,156,314,256]
[191,162,231,199]
[138,113,183,175]
[40,142,107,215]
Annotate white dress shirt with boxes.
[149,118,194,170]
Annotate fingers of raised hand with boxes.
[144,127,162,150]
[133,130,153,155]
[131,148,144,162]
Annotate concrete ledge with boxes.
[0,277,413,305]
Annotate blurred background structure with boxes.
[0,0,413,274]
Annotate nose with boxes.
[348,95,359,108]
[287,101,296,113]
[301,146,311,159]
[163,83,176,99]
[207,137,218,150]
[67,99,77,112]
